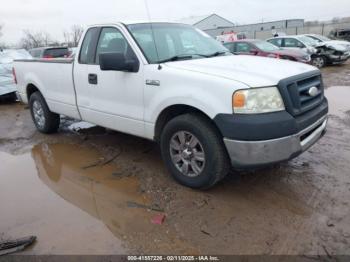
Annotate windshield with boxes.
[307,35,330,43]
[254,41,280,52]
[127,23,230,63]
[314,35,331,42]
[297,36,319,46]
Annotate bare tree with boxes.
[63,25,84,47]
[19,30,54,50]
[71,25,84,47]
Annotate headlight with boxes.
[233,87,285,114]
[307,47,317,54]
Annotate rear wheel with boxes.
[160,113,230,189]
[312,56,326,68]
[29,92,60,134]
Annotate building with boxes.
[205,19,305,38]
[178,14,235,31]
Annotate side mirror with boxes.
[250,49,259,55]
[99,52,139,72]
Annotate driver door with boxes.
[79,26,145,137]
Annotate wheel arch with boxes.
[154,104,223,142]
[26,83,41,101]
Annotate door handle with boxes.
[88,74,98,85]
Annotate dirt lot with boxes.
[0,62,350,256]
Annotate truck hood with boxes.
[165,55,317,87]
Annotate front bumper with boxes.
[223,115,327,168]
[328,53,350,63]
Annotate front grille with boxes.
[278,71,324,116]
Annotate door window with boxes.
[223,43,234,52]
[268,38,282,47]
[79,27,100,64]
[284,38,304,48]
[95,27,137,64]
[235,42,252,53]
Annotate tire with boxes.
[160,113,230,189]
[312,56,326,68]
[29,91,60,134]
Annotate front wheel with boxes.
[312,56,326,68]
[160,113,230,189]
[29,91,60,134]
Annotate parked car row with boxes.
[218,32,350,68]
[223,40,311,64]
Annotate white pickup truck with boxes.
[13,22,328,189]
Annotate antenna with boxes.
[143,0,161,64]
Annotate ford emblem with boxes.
[308,86,319,97]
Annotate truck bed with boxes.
[14,58,81,119]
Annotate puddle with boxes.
[0,143,164,254]
[1,86,349,255]
[325,86,350,118]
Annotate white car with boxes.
[304,34,350,51]
[267,35,319,54]
[13,22,328,188]
[0,49,32,100]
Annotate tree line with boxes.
[0,24,84,50]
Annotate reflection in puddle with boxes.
[31,143,157,239]
[1,143,196,254]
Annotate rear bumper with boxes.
[224,115,327,168]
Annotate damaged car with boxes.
[267,35,350,68]
[0,49,32,101]
[304,34,350,51]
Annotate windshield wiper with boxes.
[158,55,194,63]
[158,52,228,63]
[206,51,230,57]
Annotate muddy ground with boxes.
[0,62,350,256]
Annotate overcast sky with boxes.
[1,0,350,44]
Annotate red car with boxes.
[223,39,311,64]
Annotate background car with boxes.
[29,46,70,58]
[223,39,311,64]
[329,29,350,41]
[304,34,350,51]
[216,32,247,43]
[267,35,349,68]
[0,49,32,101]
[266,35,319,54]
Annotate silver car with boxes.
[0,49,32,101]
